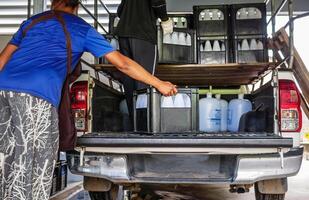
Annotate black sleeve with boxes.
[117,0,125,17]
[151,0,168,21]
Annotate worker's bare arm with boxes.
[0,44,18,70]
[105,51,177,96]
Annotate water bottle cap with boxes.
[238,94,244,99]
[215,94,221,99]
[207,93,212,98]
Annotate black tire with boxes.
[89,191,112,200]
[255,184,285,200]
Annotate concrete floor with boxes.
[67,159,309,200]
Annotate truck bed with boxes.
[77,132,292,148]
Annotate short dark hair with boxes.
[52,0,80,8]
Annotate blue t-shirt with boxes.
[0,11,115,107]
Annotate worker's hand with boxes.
[156,81,177,96]
[161,18,173,35]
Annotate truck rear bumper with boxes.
[67,148,303,184]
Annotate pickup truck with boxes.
[67,60,304,200]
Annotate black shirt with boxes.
[115,0,168,44]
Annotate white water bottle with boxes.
[183,94,191,108]
[241,39,250,51]
[200,43,205,52]
[186,34,192,46]
[174,94,185,108]
[178,32,186,45]
[161,96,174,108]
[213,40,221,51]
[171,32,179,45]
[163,34,172,44]
[205,40,212,52]
[257,40,264,50]
[250,39,258,50]
[221,43,226,51]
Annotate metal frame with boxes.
[266,0,309,69]
[27,0,32,19]
[81,59,123,91]
[78,3,108,33]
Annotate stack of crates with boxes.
[193,5,230,64]
[158,14,197,64]
[134,88,199,133]
[231,3,268,63]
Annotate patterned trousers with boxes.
[0,91,59,200]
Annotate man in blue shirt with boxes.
[0,0,177,199]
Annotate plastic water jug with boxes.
[213,40,221,51]
[216,94,228,132]
[119,99,129,114]
[200,43,205,52]
[199,93,221,132]
[163,34,172,44]
[227,94,252,132]
[174,94,186,107]
[183,94,191,108]
[171,32,179,45]
[257,40,264,50]
[161,96,174,108]
[250,39,258,50]
[110,39,119,50]
[241,39,250,51]
[205,40,212,52]
[221,43,226,51]
[178,32,186,45]
[136,94,148,109]
[161,94,191,108]
[185,34,192,46]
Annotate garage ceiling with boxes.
[0,0,308,35]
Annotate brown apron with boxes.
[22,11,81,151]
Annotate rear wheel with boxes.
[255,184,285,200]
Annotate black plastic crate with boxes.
[134,88,199,133]
[168,13,194,29]
[158,27,197,64]
[108,13,119,34]
[59,161,68,191]
[231,3,267,36]
[50,162,61,196]
[197,37,230,64]
[193,5,229,37]
[234,35,268,63]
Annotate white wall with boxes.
[0,35,11,50]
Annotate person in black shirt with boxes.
[115,0,173,127]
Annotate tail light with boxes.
[279,80,302,132]
[71,81,88,132]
